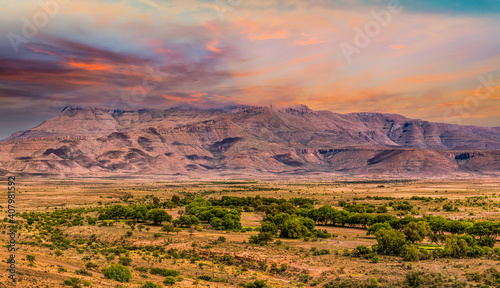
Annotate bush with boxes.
[249,232,274,244]
[141,281,161,288]
[198,275,212,281]
[402,245,430,262]
[312,249,330,256]
[75,269,92,276]
[163,276,176,285]
[162,223,175,234]
[150,268,179,277]
[103,263,132,283]
[63,277,81,288]
[244,280,268,288]
[352,245,371,257]
[85,262,98,269]
[118,256,132,266]
[406,272,423,287]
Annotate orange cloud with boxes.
[27,45,58,56]
[390,44,406,49]
[161,94,197,103]
[294,38,325,46]
[156,47,172,54]
[67,61,113,71]
[206,39,221,53]
[238,19,289,40]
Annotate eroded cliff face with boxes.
[1,105,499,177]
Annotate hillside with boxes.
[1,105,499,177]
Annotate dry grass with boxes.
[0,177,499,287]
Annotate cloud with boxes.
[294,38,325,46]
[390,44,406,49]
[1,0,500,140]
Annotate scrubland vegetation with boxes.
[1,178,500,287]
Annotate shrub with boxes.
[118,256,132,266]
[406,272,423,287]
[244,280,267,288]
[163,276,176,285]
[402,245,430,262]
[141,281,161,288]
[150,268,179,277]
[75,269,92,276]
[352,245,371,257]
[103,263,132,283]
[63,277,81,288]
[162,223,175,234]
[85,262,98,269]
[312,249,330,256]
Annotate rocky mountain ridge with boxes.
[1,105,499,177]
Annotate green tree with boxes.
[165,201,176,210]
[403,221,430,243]
[132,205,148,222]
[171,195,181,205]
[174,215,200,228]
[375,229,406,256]
[279,218,310,239]
[146,209,172,225]
[261,221,278,236]
[367,222,391,236]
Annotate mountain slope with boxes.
[1,105,499,177]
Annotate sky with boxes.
[0,0,499,139]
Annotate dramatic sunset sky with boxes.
[1,0,499,139]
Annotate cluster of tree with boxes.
[207,196,315,210]
[20,207,97,229]
[98,205,173,225]
[172,215,200,228]
[371,222,499,261]
[183,198,242,231]
[250,202,333,244]
[295,205,500,241]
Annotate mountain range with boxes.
[1,105,500,177]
